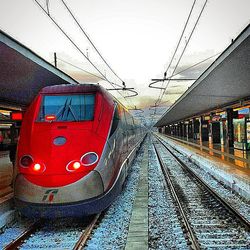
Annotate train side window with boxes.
[109,105,120,138]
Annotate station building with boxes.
[156,24,250,168]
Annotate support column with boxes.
[167,126,171,135]
[188,120,193,139]
[186,122,189,140]
[200,116,209,142]
[226,108,234,147]
[193,118,200,140]
[177,123,181,137]
[180,123,183,137]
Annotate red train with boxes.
[14,84,146,218]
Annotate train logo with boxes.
[42,189,59,202]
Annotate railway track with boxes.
[153,135,250,249]
[2,214,100,249]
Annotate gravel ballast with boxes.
[86,139,147,249]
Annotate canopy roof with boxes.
[0,29,78,110]
[155,24,250,127]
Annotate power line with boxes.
[60,0,126,86]
[57,57,105,80]
[34,0,123,89]
[164,0,196,77]
[149,51,221,90]
[158,0,208,104]
[152,0,196,97]
[46,0,50,15]
[152,52,221,108]
[170,51,221,78]
[59,0,139,102]
[149,0,208,120]
[33,0,137,108]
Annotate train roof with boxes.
[40,83,137,119]
[40,83,107,95]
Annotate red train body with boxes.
[14,84,145,218]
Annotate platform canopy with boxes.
[0,30,78,110]
[155,24,250,127]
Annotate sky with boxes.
[0,0,250,124]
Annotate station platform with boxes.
[0,153,13,197]
[156,133,250,201]
[162,134,250,169]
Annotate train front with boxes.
[14,84,113,218]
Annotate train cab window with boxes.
[38,94,95,122]
[109,105,120,138]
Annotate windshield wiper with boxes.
[65,98,78,121]
[56,98,69,121]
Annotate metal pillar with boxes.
[226,108,234,147]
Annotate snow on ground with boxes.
[85,139,146,250]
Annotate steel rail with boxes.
[153,143,201,250]
[155,134,250,231]
[73,213,100,250]
[4,220,42,250]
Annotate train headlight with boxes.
[20,155,33,167]
[80,152,99,166]
[66,160,82,172]
[32,162,46,173]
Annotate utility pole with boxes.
[54,52,57,68]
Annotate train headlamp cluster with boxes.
[20,155,46,173]
[20,155,33,167]
[32,163,46,173]
[20,152,98,173]
[66,160,81,172]
[66,152,99,172]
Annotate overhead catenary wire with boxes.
[46,0,50,15]
[149,0,208,123]
[148,45,227,125]
[57,57,105,80]
[158,0,208,104]
[60,0,139,102]
[60,0,126,86]
[170,51,221,79]
[164,0,196,78]
[149,51,221,90]
[33,0,137,108]
[150,0,196,93]
[34,0,123,88]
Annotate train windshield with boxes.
[38,94,95,122]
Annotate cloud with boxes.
[174,60,212,79]
[170,50,219,79]
[69,71,100,83]
[132,95,171,109]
